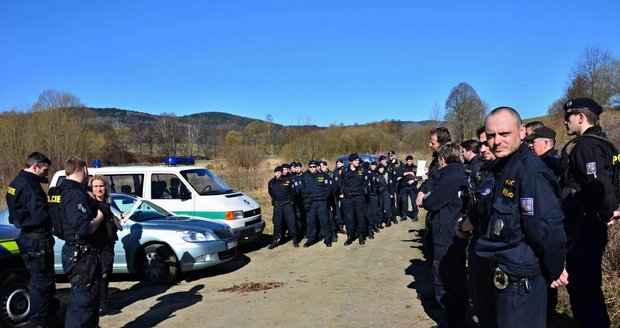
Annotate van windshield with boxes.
[181,168,235,195]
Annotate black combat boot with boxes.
[337,224,346,234]
[268,237,280,250]
[344,236,354,246]
[292,237,299,248]
[359,236,366,245]
[332,231,338,242]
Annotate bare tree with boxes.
[155,113,180,155]
[444,82,487,143]
[185,121,202,156]
[571,46,615,106]
[32,89,84,111]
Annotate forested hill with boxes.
[90,107,263,130]
[86,106,437,130]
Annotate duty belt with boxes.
[493,266,534,293]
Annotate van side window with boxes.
[151,174,190,200]
[105,174,144,197]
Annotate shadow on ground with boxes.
[404,228,444,326]
[121,285,204,328]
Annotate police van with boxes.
[49,163,265,242]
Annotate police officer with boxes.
[339,153,369,246]
[333,159,346,234]
[397,155,419,222]
[5,152,60,327]
[525,121,545,137]
[524,126,561,176]
[320,161,339,242]
[59,156,105,327]
[300,160,333,247]
[422,142,469,328]
[366,161,382,237]
[560,98,619,327]
[458,126,498,328]
[268,166,299,249]
[475,107,566,327]
[290,162,306,240]
[386,151,403,221]
[417,127,452,260]
[461,139,484,189]
[376,164,395,228]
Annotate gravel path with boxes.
[61,219,438,327]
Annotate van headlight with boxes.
[225,210,244,220]
[178,230,216,242]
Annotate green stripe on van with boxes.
[173,211,227,220]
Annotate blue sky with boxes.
[1,1,619,126]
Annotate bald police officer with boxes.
[476,107,566,327]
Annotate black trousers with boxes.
[342,195,367,238]
[272,203,297,239]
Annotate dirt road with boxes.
[58,219,438,327]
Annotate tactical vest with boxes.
[47,185,78,241]
[560,134,620,201]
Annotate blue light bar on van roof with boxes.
[164,156,195,166]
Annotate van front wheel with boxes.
[141,244,178,282]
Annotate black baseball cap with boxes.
[405,155,413,161]
[564,98,603,115]
[524,126,556,142]
[274,166,283,172]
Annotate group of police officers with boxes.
[268,150,424,249]
[267,97,620,328]
[6,155,116,328]
[5,96,620,327]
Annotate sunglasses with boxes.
[309,165,317,168]
[564,111,580,121]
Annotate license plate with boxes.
[227,241,237,249]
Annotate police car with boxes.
[1,192,238,283]
[0,225,30,327]
[49,161,265,242]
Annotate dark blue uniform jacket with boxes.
[422,162,469,247]
[339,166,368,198]
[300,171,332,200]
[476,143,566,282]
[466,155,484,189]
[268,176,295,203]
[467,160,497,233]
[60,179,99,241]
[6,170,52,231]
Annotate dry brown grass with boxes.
[206,157,283,236]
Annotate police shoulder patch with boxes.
[77,203,88,213]
[586,162,597,175]
[520,198,534,216]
